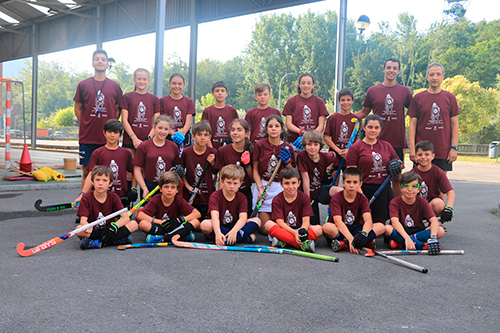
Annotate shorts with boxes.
[362,182,394,223]
[79,144,103,166]
[335,224,363,239]
[393,147,404,161]
[251,180,283,213]
[432,158,453,172]
[122,143,135,149]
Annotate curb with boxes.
[0,181,81,192]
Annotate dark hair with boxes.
[91,165,113,182]
[384,57,401,69]
[415,140,435,154]
[264,115,287,141]
[192,120,212,135]
[338,88,354,101]
[230,118,253,154]
[297,73,315,94]
[159,170,181,189]
[364,114,383,128]
[169,73,185,84]
[254,83,271,94]
[399,171,422,186]
[92,49,108,61]
[343,167,363,181]
[279,167,301,182]
[211,80,228,92]
[104,119,123,133]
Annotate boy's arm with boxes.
[301,216,311,230]
[408,117,417,162]
[354,106,371,119]
[428,217,440,237]
[361,212,373,234]
[333,215,354,243]
[183,176,194,193]
[115,211,130,228]
[226,212,248,245]
[315,116,326,133]
[211,211,225,246]
[301,171,311,198]
[324,134,342,155]
[185,208,202,221]
[74,102,83,122]
[444,189,455,207]
[73,173,94,206]
[390,217,415,250]
[134,165,148,198]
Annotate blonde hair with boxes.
[220,164,245,181]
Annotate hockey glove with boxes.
[171,132,185,145]
[126,187,138,203]
[222,137,233,146]
[352,231,369,249]
[298,228,309,242]
[162,216,187,233]
[170,164,186,179]
[441,206,453,223]
[102,222,119,242]
[241,151,251,168]
[387,159,402,177]
[427,235,441,255]
[292,137,304,150]
[298,128,306,136]
[278,146,292,164]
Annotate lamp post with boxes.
[334,0,370,112]
[278,72,297,111]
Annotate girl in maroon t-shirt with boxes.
[121,68,160,155]
[283,73,329,144]
[133,115,180,199]
[252,115,295,234]
[345,114,401,229]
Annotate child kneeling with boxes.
[384,171,445,255]
[265,168,323,252]
[200,165,261,245]
[322,167,377,254]
[137,171,201,242]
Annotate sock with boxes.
[389,229,406,245]
[307,228,319,241]
[115,226,132,240]
[166,222,195,241]
[234,222,259,243]
[148,224,165,235]
[360,230,376,243]
[269,225,300,248]
[413,229,431,243]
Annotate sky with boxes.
[2,0,499,77]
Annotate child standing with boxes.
[412,140,455,222]
[296,130,338,225]
[160,73,196,147]
[322,167,376,254]
[252,115,295,233]
[385,171,445,254]
[245,83,281,143]
[201,81,239,149]
[137,171,201,243]
[283,73,329,146]
[265,168,322,252]
[200,165,261,245]
[181,121,218,220]
[76,165,138,249]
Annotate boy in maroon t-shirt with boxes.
[181,121,217,220]
[265,168,323,252]
[245,83,281,143]
[73,119,136,209]
[201,81,239,149]
[137,171,201,243]
[412,140,455,222]
[322,167,376,254]
[76,165,138,249]
[200,165,261,245]
[385,171,445,254]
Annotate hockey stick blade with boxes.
[17,207,127,257]
[34,199,78,212]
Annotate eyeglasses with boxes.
[401,183,420,189]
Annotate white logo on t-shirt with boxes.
[383,94,396,119]
[302,105,313,125]
[155,156,166,182]
[419,181,428,200]
[223,210,233,225]
[371,151,384,173]
[265,155,279,179]
[173,106,183,128]
[339,121,349,144]
[404,214,415,227]
[286,211,298,227]
[216,116,227,138]
[109,159,120,187]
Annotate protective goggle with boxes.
[400,183,420,189]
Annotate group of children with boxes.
[74,72,455,255]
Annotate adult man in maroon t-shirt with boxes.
[408,63,460,172]
[74,50,123,185]
[356,57,412,195]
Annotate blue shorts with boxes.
[79,144,103,166]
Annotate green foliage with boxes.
[200,93,215,109]
[52,107,75,127]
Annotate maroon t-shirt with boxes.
[362,83,412,148]
[159,95,196,131]
[345,140,399,185]
[201,105,239,149]
[389,196,435,230]
[142,194,194,220]
[77,191,124,230]
[74,77,122,145]
[297,150,336,198]
[208,189,248,229]
[245,107,281,143]
[407,90,460,159]
[253,139,295,182]
[282,94,329,142]
[412,165,453,201]
[86,146,133,197]
[215,144,252,191]
[328,191,371,225]
[133,139,180,183]
[271,191,313,228]
[181,146,218,206]
[120,91,160,144]
[324,112,360,150]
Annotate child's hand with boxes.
[76,223,91,235]
[73,196,82,208]
[142,188,150,199]
[257,186,267,202]
[339,148,348,158]
[294,230,302,246]
[215,232,226,246]
[132,136,142,149]
[225,230,237,245]
[348,242,360,255]
[405,237,416,250]
[207,153,215,166]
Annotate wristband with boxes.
[129,133,135,138]
[444,205,454,212]
[152,217,155,224]
[79,192,84,196]
[147,135,152,140]
[131,187,137,193]
[361,231,368,237]
[451,146,458,151]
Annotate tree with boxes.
[52,107,75,127]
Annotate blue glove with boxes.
[293,137,304,150]
[278,147,291,164]
[171,132,185,145]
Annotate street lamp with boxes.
[355,15,370,34]
[278,72,297,111]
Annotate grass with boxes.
[456,155,500,163]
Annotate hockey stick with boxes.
[188,161,210,205]
[365,248,428,273]
[117,242,169,250]
[171,235,284,254]
[34,199,79,212]
[16,208,127,257]
[330,117,359,187]
[369,161,402,204]
[250,159,283,218]
[245,245,339,262]
[368,249,464,256]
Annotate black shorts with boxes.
[393,147,404,161]
[362,182,394,223]
[122,143,135,149]
[432,158,453,172]
[79,144,103,166]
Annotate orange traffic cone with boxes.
[19,143,32,173]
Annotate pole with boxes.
[334,0,347,113]
[5,80,11,169]
[31,24,38,149]
[188,0,198,103]
[154,0,167,98]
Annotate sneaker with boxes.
[271,237,286,248]
[331,239,348,252]
[365,239,376,249]
[242,233,256,243]
[113,235,132,245]
[300,240,316,253]
[146,234,164,243]
[181,232,196,242]
[390,240,403,249]
[80,238,102,250]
